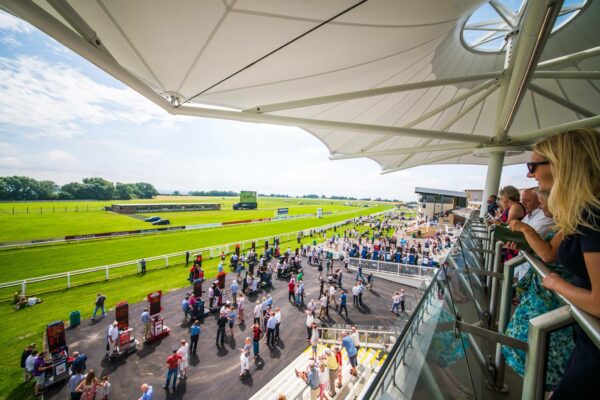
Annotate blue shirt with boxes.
[190,325,201,336]
[141,311,150,324]
[342,336,357,357]
[181,299,189,312]
[230,281,238,294]
[340,293,347,306]
[141,386,153,400]
[307,367,319,389]
[266,316,277,330]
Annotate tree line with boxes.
[0,176,158,201]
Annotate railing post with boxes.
[105,266,109,280]
[377,260,380,273]
[22,280,26,296]
[166,256,169,268]
[67,272,70,288]
[523,305,573,400]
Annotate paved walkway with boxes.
[45,255,416,400]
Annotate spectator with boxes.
[99,376,110,400]
[141,308,151,340]
[91,293,106,320]
[190,321,201,354]
[177,340,189,379]
[498,185,526,224]
[138,384,153,400]
[486,194,499,218]
[516,129,600,398]
[503,191,574,390]
[24,348,37,384]
[295,361,320,400]
[68,368,84,400]
[216,313,227,347]
[252,323,262,359]
[21,343,35,382]
[76,369,101,400]
[162,349,181,391]
[324,348,338,397]
[341,331,358,376]
[33,351,52,396]
[70,351,87,374]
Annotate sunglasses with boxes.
[526,160,550,174]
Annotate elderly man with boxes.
[520,188,554,238]
[513,188,554,281]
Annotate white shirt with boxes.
[306,314,314,327]
[275,311,281,323]
[108,325,119,341]
[351,332,360,347]
[352,286,360,296]
[25,355,36,372]
[522,208,554,238]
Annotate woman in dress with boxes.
[504,190,574,389]
[76,369,101,400]
[177,339,189,379]
[511,128,600,398]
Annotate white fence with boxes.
[1,211,388,297]
[348,258,437,280]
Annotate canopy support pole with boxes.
[480,151,505,218]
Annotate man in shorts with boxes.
[32,351,52,396]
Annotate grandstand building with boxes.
[110,203,220,214]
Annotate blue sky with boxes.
[0,10,534,201]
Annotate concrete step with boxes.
[251,345,382,400]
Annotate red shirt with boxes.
[252,326,262,341]
[166,354,182,369]
[335,352,342,366]
[288,282,295,292]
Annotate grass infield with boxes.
[0,203,395,400]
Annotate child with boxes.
[99,375,111,400]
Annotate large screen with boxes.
[240,191,257,203]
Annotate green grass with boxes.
[0,213,384,400]
[0,205,391,285]
[0,196,379,242]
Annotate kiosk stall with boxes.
[145,291,170,343]
[44,321,71,387]
[107,301,138,359]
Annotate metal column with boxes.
[480,151,505,218]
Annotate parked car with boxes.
[144,216,161,222]
[152,219,170,225]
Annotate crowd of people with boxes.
[21,212,418,400]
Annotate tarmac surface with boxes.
[45,255,417,400]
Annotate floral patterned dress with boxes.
[502,257,575,389]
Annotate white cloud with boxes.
[0,56,180,138]
[0,12,34,33]
[47,149,76,164]
[0,34,21,48]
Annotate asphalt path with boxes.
[45,255,417,400]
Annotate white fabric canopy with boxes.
[2,0,599,172]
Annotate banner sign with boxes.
[277,208,289,215]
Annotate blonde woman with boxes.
[510,128,600,398]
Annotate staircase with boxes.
[250,344,386,400]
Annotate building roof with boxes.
[3,0,599,173]
[414,187,467,198]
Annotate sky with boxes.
[0,9,534,201]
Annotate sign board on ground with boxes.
[277,208,289,215]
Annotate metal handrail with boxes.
[523,252,600,349]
